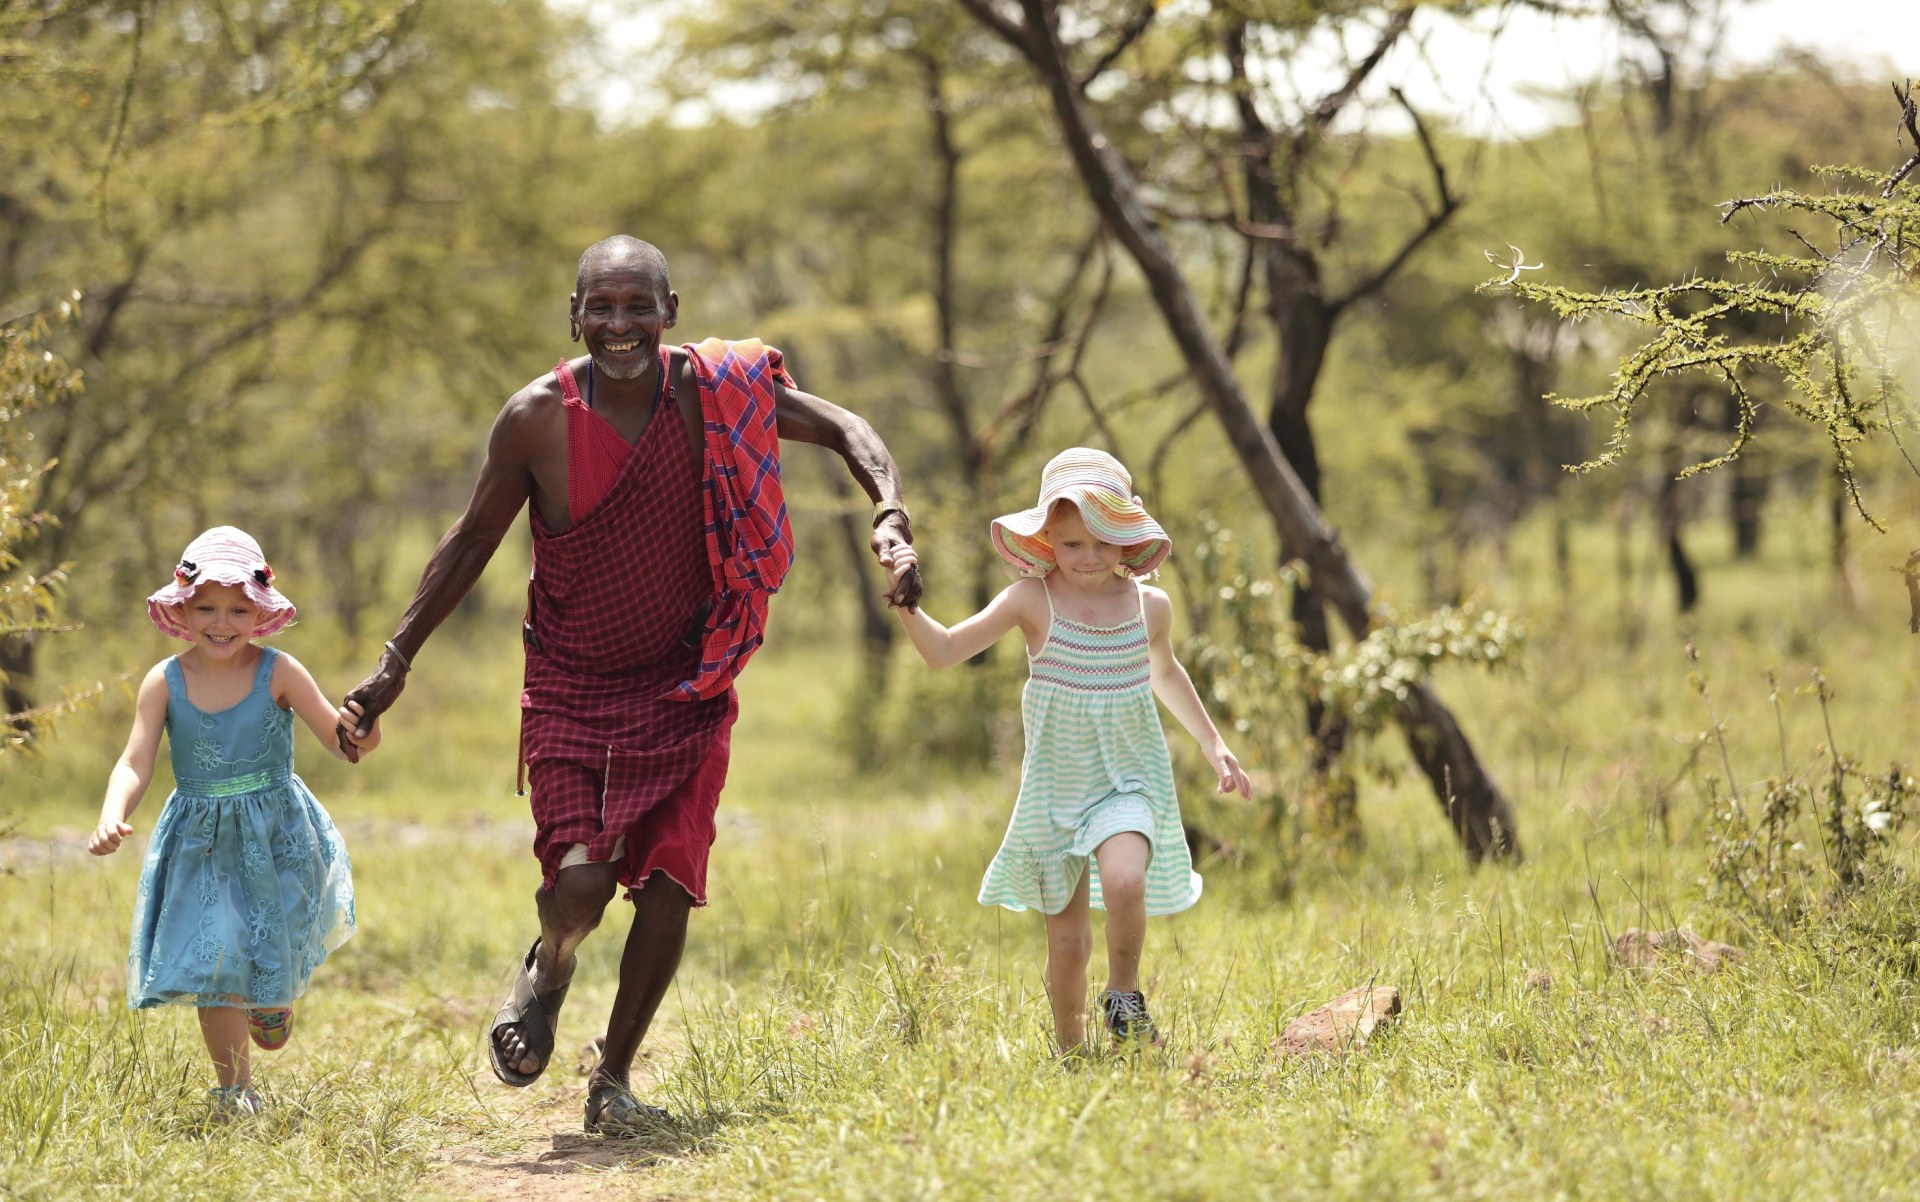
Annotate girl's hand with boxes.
[880,544,920,603]
[1211,744,1252,798]
[89,820,133,856]
[337,699,381,757]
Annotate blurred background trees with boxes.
[3,0,1910,856]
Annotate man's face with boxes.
[571,261,677,381]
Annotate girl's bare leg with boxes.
[1094,832,1151,993]
[1042,870,1093,1050]
[198,1004,251,1089]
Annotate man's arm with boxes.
[339,393,543,738]
[773,381,923,610]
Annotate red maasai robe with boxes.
[518,348,743,899]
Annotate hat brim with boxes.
[147,578,296,642]
[991,487,1171,576]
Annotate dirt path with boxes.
[429,1040,688,1202]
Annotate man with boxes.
[338,236,921,1135]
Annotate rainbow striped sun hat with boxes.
[147,526,296,641]
[990,447,1170,577]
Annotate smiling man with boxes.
[338,235,921,1135]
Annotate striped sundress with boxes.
[978,578,1202,916]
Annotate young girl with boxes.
[89,526,378,1118]
[883,448,1251,1054]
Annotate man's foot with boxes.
[1097,989,1164,1049]
[207,1084,263,1121]
[584,1077,671,1137]
[247,1007,294,1052]
[489,940,574,1087]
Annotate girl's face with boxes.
[180,582,258,660]
[1045,505,1125,589]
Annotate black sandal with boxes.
[584,1079,670,1137]
[488,940,571,1087]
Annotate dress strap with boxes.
[163,656,187,704]
[253,646,280,696]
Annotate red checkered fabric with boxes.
[519,355,736,897]
[679,338,795,701]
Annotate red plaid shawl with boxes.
[678,338,795,701]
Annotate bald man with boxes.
[341,236,921,1135]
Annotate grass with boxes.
[6,499,1920,1199]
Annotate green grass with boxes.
[7,504,1920,1199]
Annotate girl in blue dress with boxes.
[89,526,380,1118]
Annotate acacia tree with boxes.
[957,0,1522,860]
[1491,82,1920,569]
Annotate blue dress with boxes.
[127,647,356,1009]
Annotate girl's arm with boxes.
[91,663,170,855]
[274,653,380,762]
[882,546,1037,669]
[1143,587,1252,798]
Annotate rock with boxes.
[1275,985,1401,1057]
[1612,927,1743,974]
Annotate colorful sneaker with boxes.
[207,1085,264,1121]
[247,1006,295,1051]
[1098,989,1163,1048]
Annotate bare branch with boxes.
[1885,79,1920,199]
[1290,5,1415,165]
[1077,1,1156,94]
[953,0,1033,61]
[1332,87,1462,308]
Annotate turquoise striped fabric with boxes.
[978,582,1202,916]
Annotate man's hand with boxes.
[336,661,407,761]
[870,512,922,610]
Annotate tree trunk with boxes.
[986,0,1519,860]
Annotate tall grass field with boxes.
[5,505,1920,1201]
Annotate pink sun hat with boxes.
[146,526,296,641]
[990,447,1171,577]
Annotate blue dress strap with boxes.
[162,656,187,704]
[253,645,280,699]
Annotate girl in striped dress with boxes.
[884,448,1249,1054]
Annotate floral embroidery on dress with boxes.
[241,841,269,880]
[192,933,224,964]
[246,899,284,942]
[196,872,220,907]
[192,735,222,772]
[252,965,286,1001]
[256,702,290,758]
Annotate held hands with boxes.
[336,663,404,763]
[332,698,382,764]
[1211,742,1253,799]
[879,543,921,612]
[89,819,134,856]
[872,516,922,610]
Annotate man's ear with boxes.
[568,293,582,342]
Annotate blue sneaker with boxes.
[1097,989,1163,1048]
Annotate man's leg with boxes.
[496,860,620,1077]
[590,869,692,1094]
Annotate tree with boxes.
[0,296,104,749]
[0,0,608,693]
[1489,82,1920,546]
